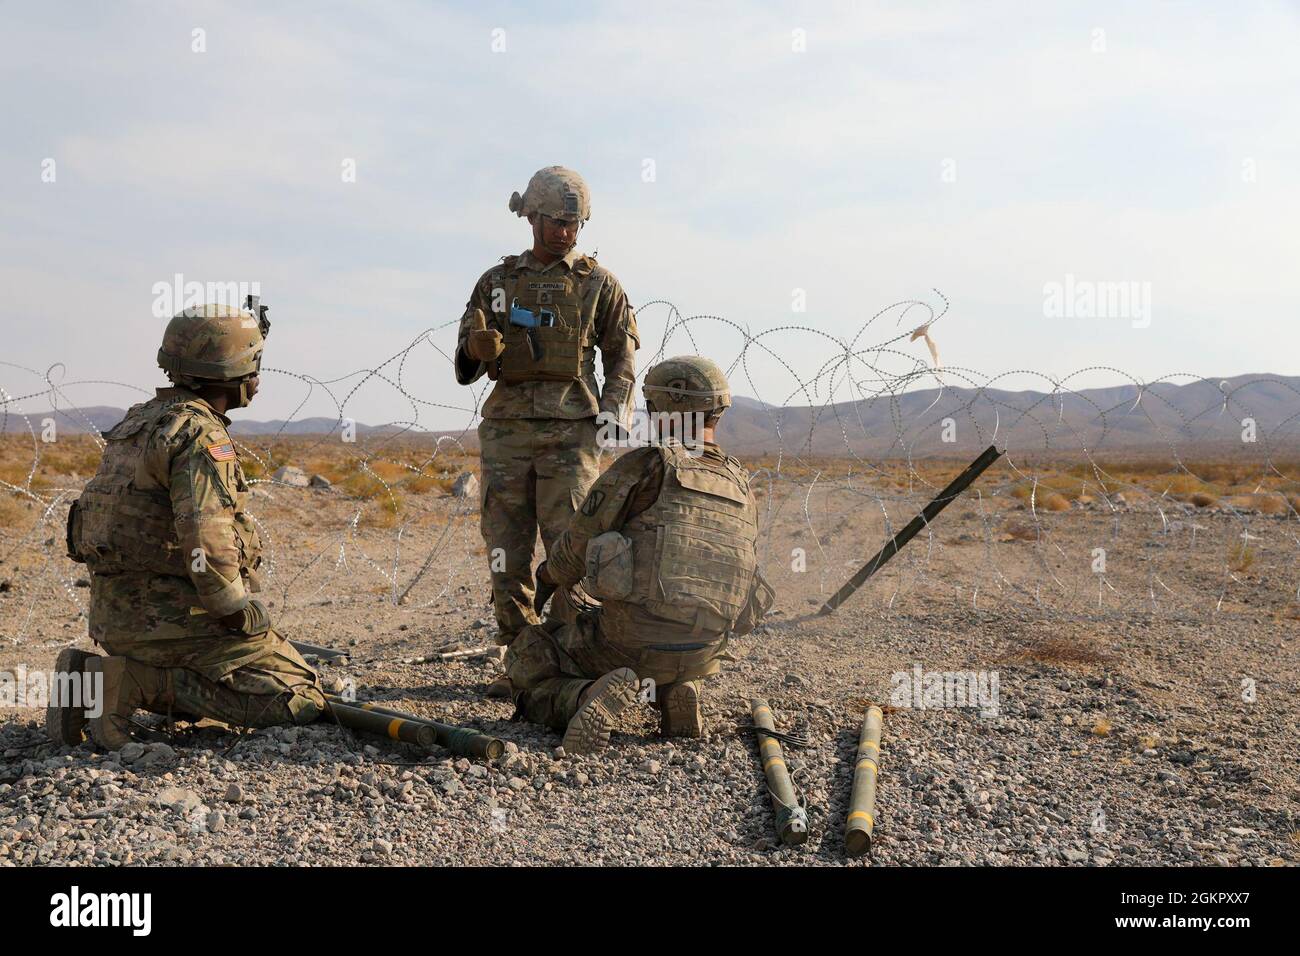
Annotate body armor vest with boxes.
[68,395,261,580]
[619,442,759,638]
[491,255,597,384]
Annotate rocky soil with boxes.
[1,471,1297,866]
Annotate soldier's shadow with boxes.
[379,681,490,706]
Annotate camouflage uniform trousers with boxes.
[90,572,324,728]
[505,605,726,730]
[477,416,600,642]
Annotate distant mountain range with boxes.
[0,406,472,442]
[5,374,1298,457]
[716,373,1300,457]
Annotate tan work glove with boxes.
[464,309,504,362]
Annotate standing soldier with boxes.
[48,301,325,748]
[455,166,639,666]
[506,356,775,755]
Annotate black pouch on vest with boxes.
[65,497,86,564]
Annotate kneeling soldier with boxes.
[49,300,324,748]
[506,356,774,754]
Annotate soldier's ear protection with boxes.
[233,377,258,408]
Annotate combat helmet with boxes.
[508,166,591,223]
[157,299,270,407]
[642,355,732,420]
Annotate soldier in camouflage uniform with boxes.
[506,356,775,755]
[455,166,639,663]
[47,301,325,749]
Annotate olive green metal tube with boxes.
[434,723,505,762]
[820,444,1003,615]
[845,706,883,855]
[331,697,504,761]
[750,698,809,846]
[326,698,438,749]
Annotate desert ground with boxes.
[1,434,1297,866]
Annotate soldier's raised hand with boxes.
[464,307,505,362]
[467,328,504,362]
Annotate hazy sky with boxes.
[2,1,1296,429]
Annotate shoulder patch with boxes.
[206,440,237,462]
[155,407,202,443]
[580,489,607,517]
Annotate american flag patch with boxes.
[206,441,237,462]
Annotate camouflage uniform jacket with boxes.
[454,248,639,420]
[71,386,263,619]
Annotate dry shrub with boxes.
[1042,475,1088,498]
[1011,476,1083,508]
[403,468,463,495]
[1009,636,1111,665]
[1092,718,1113,737]
[357,493,402,529]
[338,472,374,498]
[1231,493,1287,515]
[1191,461,1257,486]
[1228,544,1255,573]
[401,472,438,494]
[239,455,268,480]
[261,442,297,467]
[366,460,410,483]
[1001,520,1039,542]
[1064,459,1300,500]
[0,462,49,492]
[0,494,30,528]
[38,444,103,476]
[339,468,403,500]
[1163,473,1212,496]
[366,459,451,495]
[299,457,349,483]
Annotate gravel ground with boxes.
[1,476,1297,866]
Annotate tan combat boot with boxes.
[562,667,640,756]
[659,680,705,738]
[484,675,514,699]
[86,656,172,751]
[44,648,96,746]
